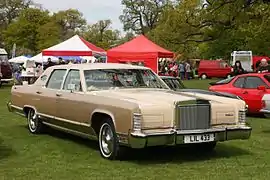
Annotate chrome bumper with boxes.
[7,101,12,112]
[128,125,252,149]
[1,78,13,82]
[260,109,270,114]
[7,101,24,116]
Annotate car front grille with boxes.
[175,100,211,130]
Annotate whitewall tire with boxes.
[201,74,207,79]
[98,120,122,160]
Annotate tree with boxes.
[3,8,51,54]
[149,0,270,59]
[0,0,32,46]
[52,9,87,40]
[36,21,62,50]
[119,0,169,34]
[83,20,120,50]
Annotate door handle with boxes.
[243,91,248,94]
[56,93,62,97]
[36,91,42,94]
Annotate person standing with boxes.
[232,60,245,76]
[44,58,55,70]
[178,62,185,80]
[258,58,270,73]
[185,61,191,80]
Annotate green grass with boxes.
[1,80,270,180]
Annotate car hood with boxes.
[89,88,197,106]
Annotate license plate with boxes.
[184,133,215,144]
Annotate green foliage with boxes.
[83,20,121,50]
[148,0,270,59]
[119,0,168,34]
[3,8,51,54]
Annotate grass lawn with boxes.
[1,80,270,180]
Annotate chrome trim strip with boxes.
[260,109,270,114]
[43,122,97,140]
[11,105,23,111]
[38,113,91,127]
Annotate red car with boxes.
[209,73,270,114]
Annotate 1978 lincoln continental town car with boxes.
[7,63,252,160]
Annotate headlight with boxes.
[238,110,246,124]
[133,113,142,132]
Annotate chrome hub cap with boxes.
[29,110,37,130]
[101,124,114,156]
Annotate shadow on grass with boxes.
[122,144,251,164]
[0,139,15,160]
[22,125,100,151]
[262,130,270,134]
[24,126,251,164]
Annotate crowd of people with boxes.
[158,60,193,80]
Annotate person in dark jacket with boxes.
[44,58,55,70]
[232,61,245,76]
[257,58,270,73]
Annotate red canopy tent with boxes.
[107,35,174,73]
[42,35,106,56]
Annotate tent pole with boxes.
[41,53,44,70]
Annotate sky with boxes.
[34,0,124,31]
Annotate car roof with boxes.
[47,63,150,71]
[237,72,270,77]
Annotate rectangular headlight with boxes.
[238,110,246,124]
[133,113,142,132]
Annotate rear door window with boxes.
[244,76,268,89]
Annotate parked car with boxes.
[160,76,244,101]
[0,60,13,87]
[8,63,251,160]
[209,73,270,114]
[260,94,270,117]
[198,60,232,79]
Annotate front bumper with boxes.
[128,125,252,148]
[260,109,270,114]
[1,78,13,83]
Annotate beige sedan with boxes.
[8,63,252,160]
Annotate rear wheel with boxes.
[27,109,44,134]
[201,74,207,79]
[98,119,123,160]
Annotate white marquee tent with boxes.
[8,55,29,63]
[29,53,58,63]
[42,35,106,56]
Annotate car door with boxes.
[241,76,268,113]
[230,77,246,98]
[55,69,91,126]
[35,69,67,118]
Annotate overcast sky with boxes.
[34,0,124,31]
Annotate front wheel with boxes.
[98,120,122,160]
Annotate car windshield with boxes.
[84,69,168,91]
[213,76,235,85]
[162,78,185,89]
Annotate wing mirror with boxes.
[257,85,266,91]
